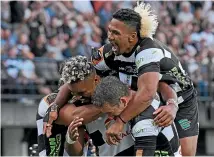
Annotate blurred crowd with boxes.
[1,1,214,103]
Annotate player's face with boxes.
[101,96,130,116]
[68,73,99,98]
[108,18,136,56]
[101,103,126,117]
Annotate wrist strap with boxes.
[66,131,76,144]
[117,115,126,124]
[167,99,179,109]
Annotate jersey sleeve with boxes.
[91,45,111,71]
[91,44,118,77]
[135,48,164,76]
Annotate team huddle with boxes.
[36,2,199,156]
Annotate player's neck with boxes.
[123,38,139,57]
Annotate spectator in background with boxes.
[177,2,194,23]
[62,38,79,58]
[1,25,17,55]
[17,33,33,57]
[88,32,101,48]
[46,34,64,61]
[155,31,167,45]
[200,23,214,46]
[46,17,60,37]
[77,34,92,60]
[72,15,86,39]
[28,1,48,42]
[9,1,25,24]
[73,0,94,14]
[168,35,183,55]
[31,34,47,57]
[3,46,21,80]
[98,2,113,44]
[1,1,11,23]
[17,48,51,96]
[60,15,73,41]
[207,2,214,24]
[98,2,113,28]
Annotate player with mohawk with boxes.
[92,2,199,156]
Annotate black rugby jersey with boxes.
[92,37,194,104]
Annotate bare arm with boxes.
[54,84,72,108]
[119,72,159,123]
[65,127,85,156]
[157,82,177,102]
[64,117,85,156]
[56,104,101,126]
[154,82,178,126]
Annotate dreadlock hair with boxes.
[112,2,158,38]
[61,55,95,84]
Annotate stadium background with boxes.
[1,1,214,156]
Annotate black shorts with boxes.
[175,89,199,138]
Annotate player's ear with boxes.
[128,32,137,42]
[120,96,128,108]
[95,75,100,84]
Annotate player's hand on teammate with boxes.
[153,99,178,127]
[105,117,124,145]
[43,103,60,137]
[67,117,84,141]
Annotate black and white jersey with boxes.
[85,114,135,156]
[92,37,194,104]
[36,92,134,156]
[130,95,180,156]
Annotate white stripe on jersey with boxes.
[151,98,161,110]
[119,72,134,87]
[132,119,160,137]
[135,48,164,69]
[161,125,174,141]
[164,49,172,58]
[36,119,44,136]
[86,114,134,156]
[39,149,46,156]
[38,98,49,117]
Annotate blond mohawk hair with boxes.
[134,2,158,38]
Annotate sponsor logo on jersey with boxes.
[154,150,169,156]
[49,134,61,156]
[136,57,144,69]
[119,66,137,74]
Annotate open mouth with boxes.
[111,42,119,54]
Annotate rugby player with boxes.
[41,56,179,156]
[37,56,134,156]
[92,76,180,156]
[92,3,199,156]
